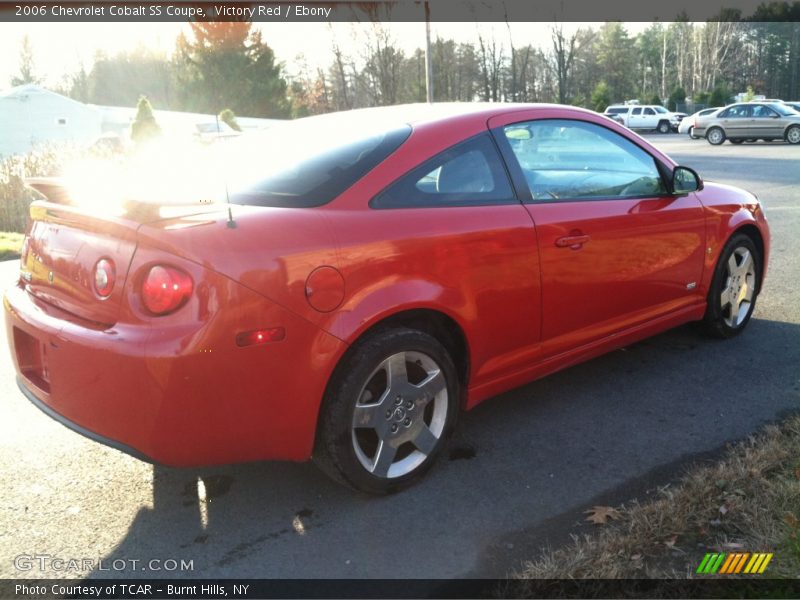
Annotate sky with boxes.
[0,21,651,91]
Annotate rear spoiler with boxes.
[24,176,226,225]
[25,177,73,204]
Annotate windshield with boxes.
[769,103,799,116]
[654,106,668,113]
[215,116,411,208]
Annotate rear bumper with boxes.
[5,279,346,466]
[16,375,155,463]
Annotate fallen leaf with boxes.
[794,467,800,480]
[631,554,642,561]
[709,519,722,527]
[784,513,799,529]
[719,504,729,515]
[584,505,621,525]
[664,534,678,548]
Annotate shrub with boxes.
[0,143,84,233]
[218,108,242,132]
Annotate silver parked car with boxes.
[678,107,721,139]
[695,102,800,145]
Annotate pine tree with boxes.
[218,108,241,131]
[11,35,40,86]
[177,22,290,118]
[131,96,162,144]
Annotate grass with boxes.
[506,415,800,588]
[0,231,23,261]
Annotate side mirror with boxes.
[673,166,702,194]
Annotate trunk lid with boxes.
[22,202,140,326]
[21,179,223,326]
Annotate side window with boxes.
[631,108,642,115]
[644,108,656,115]
[371,133,515,208]
[501,119,668,202]
[752,105,776,118]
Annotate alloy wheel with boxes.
[720,246,756,328]
[351,351,448,479]
[707,128,724,145]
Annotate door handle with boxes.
[555,234,590,249]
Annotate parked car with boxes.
[604,104,681,132]
[6,103,770,493]
[783,101,800,113]
[678,107,721,139]
[601,110,625,125]
[695,102,800,145]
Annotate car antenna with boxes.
[216,113,237,229]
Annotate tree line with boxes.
[8,2,800,119]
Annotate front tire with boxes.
[657,120,671,134]
[786,125,800,145]
[730,139,744,144]
[314,327,459,494]
[701,234,761,339]
[707,127,726,145]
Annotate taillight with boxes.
[141,265,193,315]
[94,258,116,297]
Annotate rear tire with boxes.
[688,126,698,139]
[730,139,744,144]
[314,327,459,494]
[707,127,726,145]
[701,234,761,339]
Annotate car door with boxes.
[642,107,658,128]
[750,104,783,138]
[628,107,643,128]
[488,112,707,357]
[720,104,752,138]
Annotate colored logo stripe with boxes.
[697,552,773,574]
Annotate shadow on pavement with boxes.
[91,317,800,579]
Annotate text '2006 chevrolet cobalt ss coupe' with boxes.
[5,104,769,493]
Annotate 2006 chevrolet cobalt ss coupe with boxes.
[5,104,769,493]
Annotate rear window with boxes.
[222,119,411,208]
[606,107,628,114]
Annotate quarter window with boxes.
[501,119,668,201]
[371,134,515,208]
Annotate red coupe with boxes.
[5,104,769,493]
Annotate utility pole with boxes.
[424,0,433,103]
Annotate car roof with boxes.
[293,102,598,130]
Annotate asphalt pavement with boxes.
[1,134,798,580]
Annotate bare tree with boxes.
[477,29,503,102]
[550,24,581,104]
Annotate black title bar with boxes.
[0,0,791,23]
